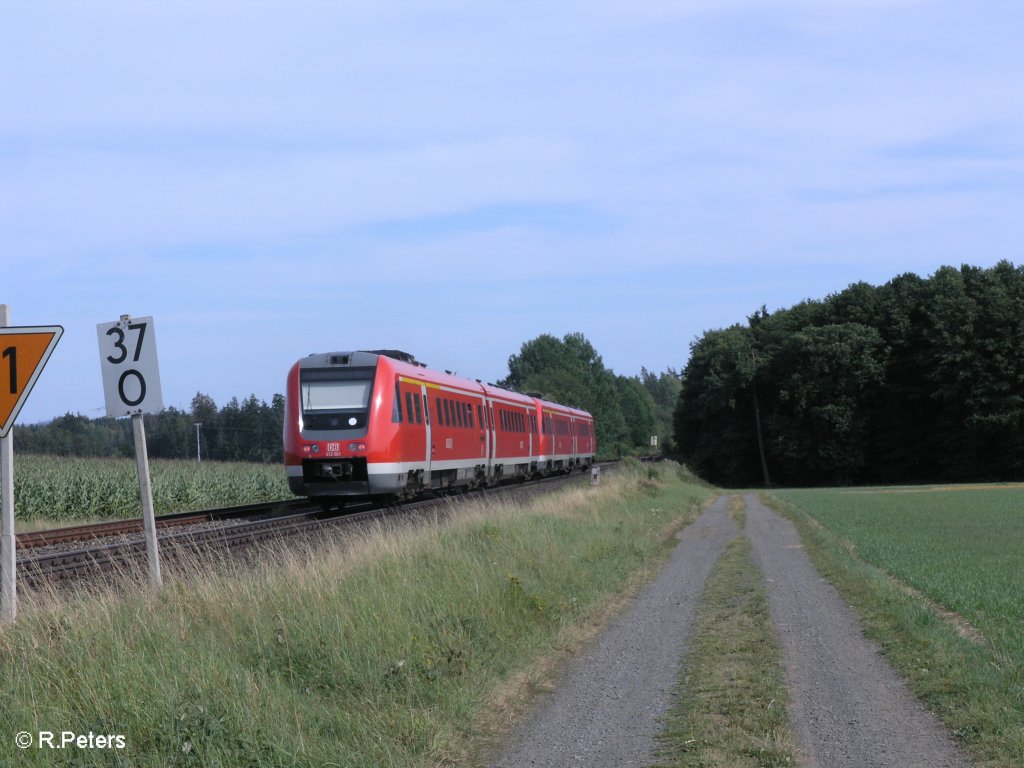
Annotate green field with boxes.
[769,485,1024,767]
[8,455,290,525]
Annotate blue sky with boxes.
[3,1,1022,425]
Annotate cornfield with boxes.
[5,455,290,523]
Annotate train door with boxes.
[477,398,487,460]
[528,407,534,461]
[486,399,497,476]
[421,385,432,487]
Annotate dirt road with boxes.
[492,494,974,767]
[492,495,737,768]
[743,494,971,768]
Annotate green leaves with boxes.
[676,261,1024,485]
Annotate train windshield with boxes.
[302,380,372,411]
[299,366,376,414]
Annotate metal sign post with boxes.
[97,314,164,589]
[1,305,64,624]
[1,305,14,624]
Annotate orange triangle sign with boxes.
[0,326,63,437]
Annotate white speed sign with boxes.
[97,315,164,417]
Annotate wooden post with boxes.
[1,304,16,623]
[132,411,162,589]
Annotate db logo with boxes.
[327,442,341,452]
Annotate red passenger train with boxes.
[283,350,595,502]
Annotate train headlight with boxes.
[349,442,366,452]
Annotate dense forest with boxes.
[674,261,1024,486]
[17,336,679,461]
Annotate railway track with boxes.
[15,498,311,550]
[16,465,612,589]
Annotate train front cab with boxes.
[284,351,405,500]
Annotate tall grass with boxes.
[7,455,289,524]
[0,462,712,766]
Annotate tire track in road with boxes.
[491,495,736,768]
[743,494,972,768]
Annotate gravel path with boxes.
[491,495,737,768]
[743,494,972,768]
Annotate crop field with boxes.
[7,455,290,525]
[770,485,1024,766]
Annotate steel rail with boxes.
[16,498,312,549]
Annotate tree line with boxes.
[674,261,1024,486]
[18,338,680,461]
[17,394,285,463]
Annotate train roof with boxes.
[296,350,592,417]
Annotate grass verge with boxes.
[766,491,1024,768]
[0,462,711,767]
[653,529,796,768]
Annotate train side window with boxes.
[393,383,403,423]
[456,400,464,428]
[477,405,483,428]
[404,392,413,424]
[436,398,443,426]
[467,403,474,429]
[410,393,422,424]
[423,394,430,425]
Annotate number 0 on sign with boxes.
[97,316,164,417]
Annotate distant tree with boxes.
[503,332,634,455]
[641,367,681,452]
[616,375,656,451]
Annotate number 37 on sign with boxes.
[97,316,164,417]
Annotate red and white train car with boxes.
[283,350,595,502]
